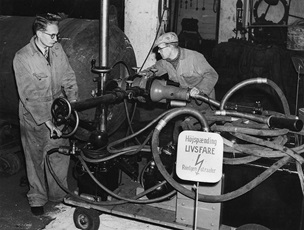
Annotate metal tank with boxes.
[0,16,137,135]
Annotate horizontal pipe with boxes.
[71,92,126,111]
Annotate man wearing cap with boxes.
[139,32,218,136]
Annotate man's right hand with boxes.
[137,71,152,89]
[138,67,158,78]
[45,120,62,138]
[138,70,154,78]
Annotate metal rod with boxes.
[194,182,199,230]
[100,0,109,68]
[295,68,301,115]
[289,14,304,20]
[99,0,109,132]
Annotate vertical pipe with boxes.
[99,0,109,132]
[100,0,109,68]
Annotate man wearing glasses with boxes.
[139,32,218,140]
[13,14,78,216]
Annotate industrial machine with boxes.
[2,1,304,230]
[49,61,304,230]
[45,1,304,230]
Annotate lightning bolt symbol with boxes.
[195,154,204,175]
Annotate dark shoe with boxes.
[31,206,44,216]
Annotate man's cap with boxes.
[154,32,178,48]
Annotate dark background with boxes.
[0,0,125,29]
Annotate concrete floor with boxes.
[0,157,174,230]
[0,167,60,230]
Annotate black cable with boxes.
[77,155,176,204]
[138,8,167,72]
[46,148,176,206]
[123,99,141,145]
[107,109,173,153]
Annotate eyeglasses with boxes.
[158,46,168,51]
[42,31,60,40]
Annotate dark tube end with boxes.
[268,116,304,132]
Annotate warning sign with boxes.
[176,131,223,183]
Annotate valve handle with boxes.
[51,97,72,125]
[60,110,79,138]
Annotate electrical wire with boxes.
[138,7,167,72]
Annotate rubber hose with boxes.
[80,109,173,164]
[220,78,290,115]
[81,135,152,163]
[233,133,304,164]
[193,94,220,108]
[215,110,268,123]
[151,108,292,202]
[107,109,173,152]
[231,144,286,158]
[80,146,150,163]
[46,148,176,206]
[223,155,261,165]
[296,161,304,194]
[212,124,289,136]
[152,130,291,202]
[224,142,304,163]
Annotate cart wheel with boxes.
[73,207,100,230]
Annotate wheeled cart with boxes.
[64,193,233,230]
